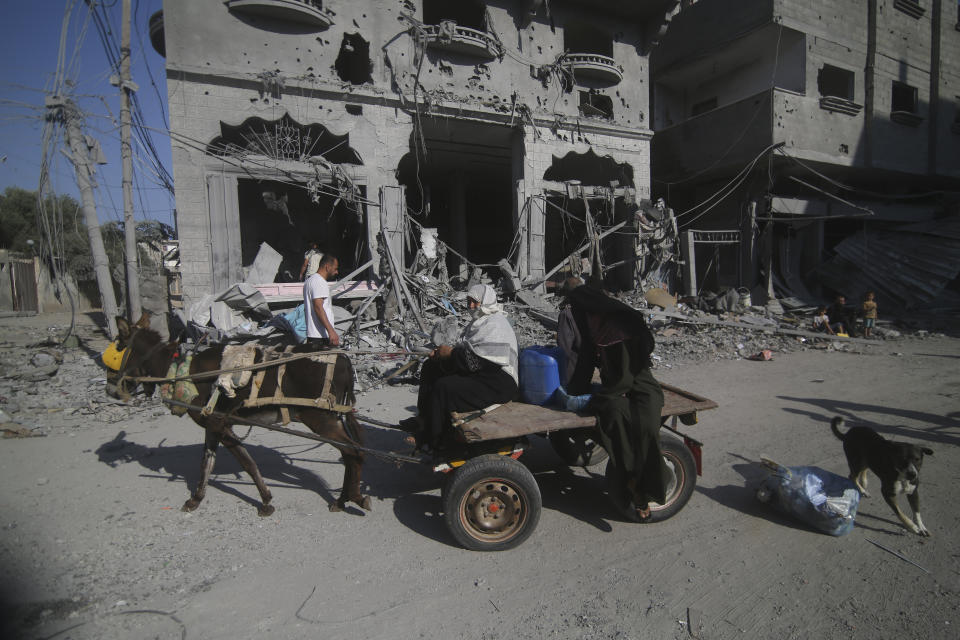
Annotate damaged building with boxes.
[651,0,960,310]
[150,0,685,310]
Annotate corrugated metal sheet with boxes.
[815,217,960,310]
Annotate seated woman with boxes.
[407,284,519,451]
[557,277,669,521]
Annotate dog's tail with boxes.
[830,416,846,440]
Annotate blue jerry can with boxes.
[518,346,566,405]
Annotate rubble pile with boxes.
[0,321,167,437]
[1,284,945,436]
[345,283,894,391]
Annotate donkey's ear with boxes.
[134,311,152,329]
[116,317,132,340]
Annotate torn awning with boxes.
[815,216,960,309]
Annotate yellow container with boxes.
[101,341,127,371]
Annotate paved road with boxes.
[2,330,958,639]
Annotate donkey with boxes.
[106,313,371,516]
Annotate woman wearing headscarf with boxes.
[408,284,519,451]
[557,277,670,521]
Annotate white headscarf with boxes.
[462,284,518,383]
[467,283,503,317]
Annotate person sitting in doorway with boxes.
[404,284,519,452]
[827,295,855,337]
[812,306,841,335]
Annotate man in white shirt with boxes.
[303,253,340,348]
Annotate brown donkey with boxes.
[107,313,370,516]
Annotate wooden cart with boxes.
[427,383,718,551]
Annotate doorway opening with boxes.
[423,0,486,29]
[397,118,515,283]
[543,194,635,291]
[237,178,368,282]
[542,149,636,290]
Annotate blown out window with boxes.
[892,82,918,113]
[818,65,854,100]
[579,91,613,119]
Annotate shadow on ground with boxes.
[777,400,960,447]
[95,429,340,512]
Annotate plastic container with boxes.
[518,346,566,405]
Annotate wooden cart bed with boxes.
[451,382,718,443]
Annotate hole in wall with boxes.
[335,33,373,85]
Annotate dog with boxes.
[831,416,933,536]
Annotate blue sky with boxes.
[0,0,174,227]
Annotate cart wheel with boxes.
[442,454,541,551]
[606,435,697,523]
[549,429,609,467]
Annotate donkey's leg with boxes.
[300,410,370,512]
[334,449,371,512]
[333,414,370,511]
[182,428,220,512]
[221,426,275,517]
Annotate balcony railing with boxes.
[226,0,333,29]
[564,53,623,86]
[819,96,862,116]
[890,110,924,126]
[422,22,503,59]
[893,0,925,19]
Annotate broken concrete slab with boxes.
[245,242,283,285]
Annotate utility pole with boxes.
[116,0,141,319]
[50,96,120,338]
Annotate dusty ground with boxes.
[1,311,958,640]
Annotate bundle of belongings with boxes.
[755,457,861,536]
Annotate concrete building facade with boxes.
[651,0,960,308]
[151,0,680,306]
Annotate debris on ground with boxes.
[1,270,954,432]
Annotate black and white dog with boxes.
[831,416,933,536]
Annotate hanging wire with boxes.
[673,142,784,229]
[775,147,946,199]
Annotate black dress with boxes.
[559,284,670,506]
[416,345,517,448]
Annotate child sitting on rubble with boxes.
[812,306,841,335]
[861,291,878,338]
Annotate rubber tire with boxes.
[442,454,542,551]
[548,429,610,467]
[605,435,697,523]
